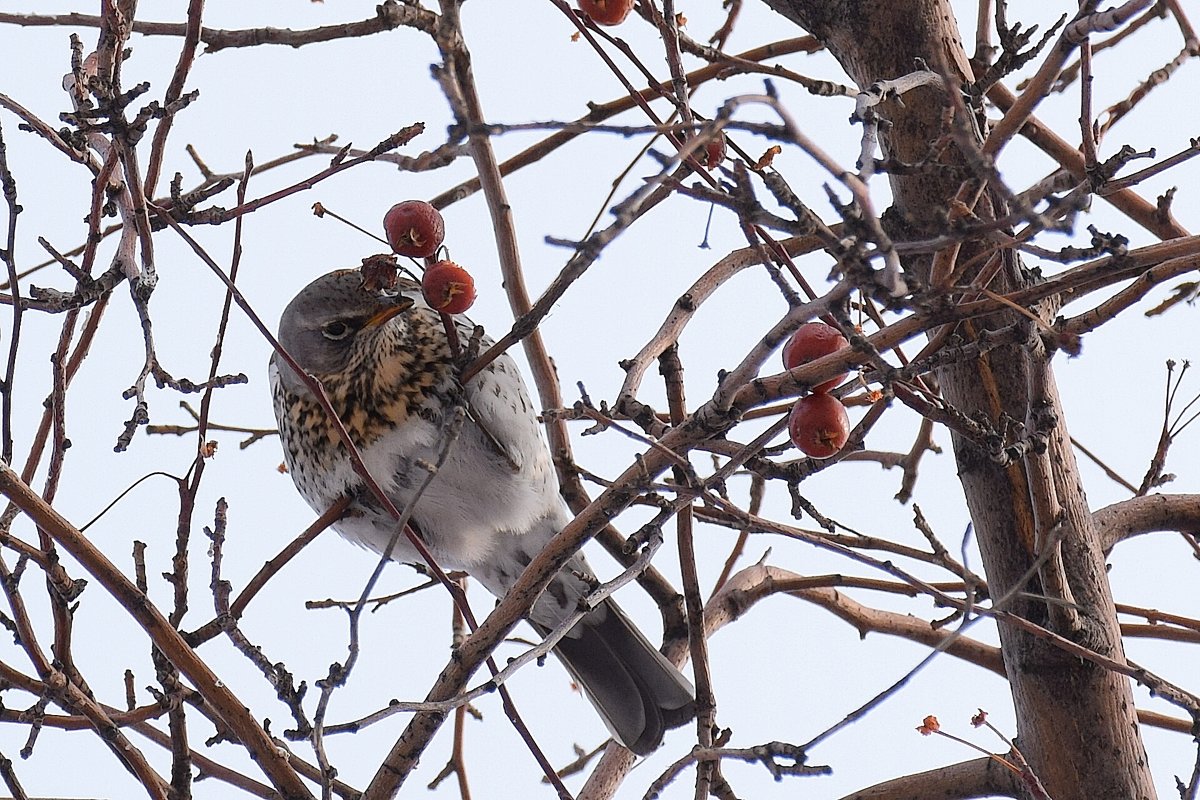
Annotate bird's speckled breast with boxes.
[272,306,457,505]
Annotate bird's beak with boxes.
[364,296,415,328]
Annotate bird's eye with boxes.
[321,320,352,340]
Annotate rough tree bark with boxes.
[758,1,1156,798]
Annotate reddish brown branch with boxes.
[0,3,438,52]
[0,464,313,800]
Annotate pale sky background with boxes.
[1,2,1198,799]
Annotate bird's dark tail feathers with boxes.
[537,598,695,755]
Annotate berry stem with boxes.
[312,201,390,246]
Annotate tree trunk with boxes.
[759,1,1156,798]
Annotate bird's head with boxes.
[274,269,417,385]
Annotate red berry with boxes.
[422,260,476,314]
[698,131,726,170]
[579,0,634,25]
[383,200,445,258]
[782,322,849,393]
[788,394,850,459]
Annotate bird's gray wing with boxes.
[460,349,544,475]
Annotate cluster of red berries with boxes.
[783,322,852,459]
[382,200,476,314]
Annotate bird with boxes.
[270,267,695,754]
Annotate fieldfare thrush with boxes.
[270,268,695,754]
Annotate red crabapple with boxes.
[788,393,850,459]
[422,260,477,314]
[383,200,445,259]
[782,322,849,393]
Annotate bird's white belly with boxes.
[330,415,559,570]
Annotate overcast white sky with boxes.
[2,2,1198,799]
